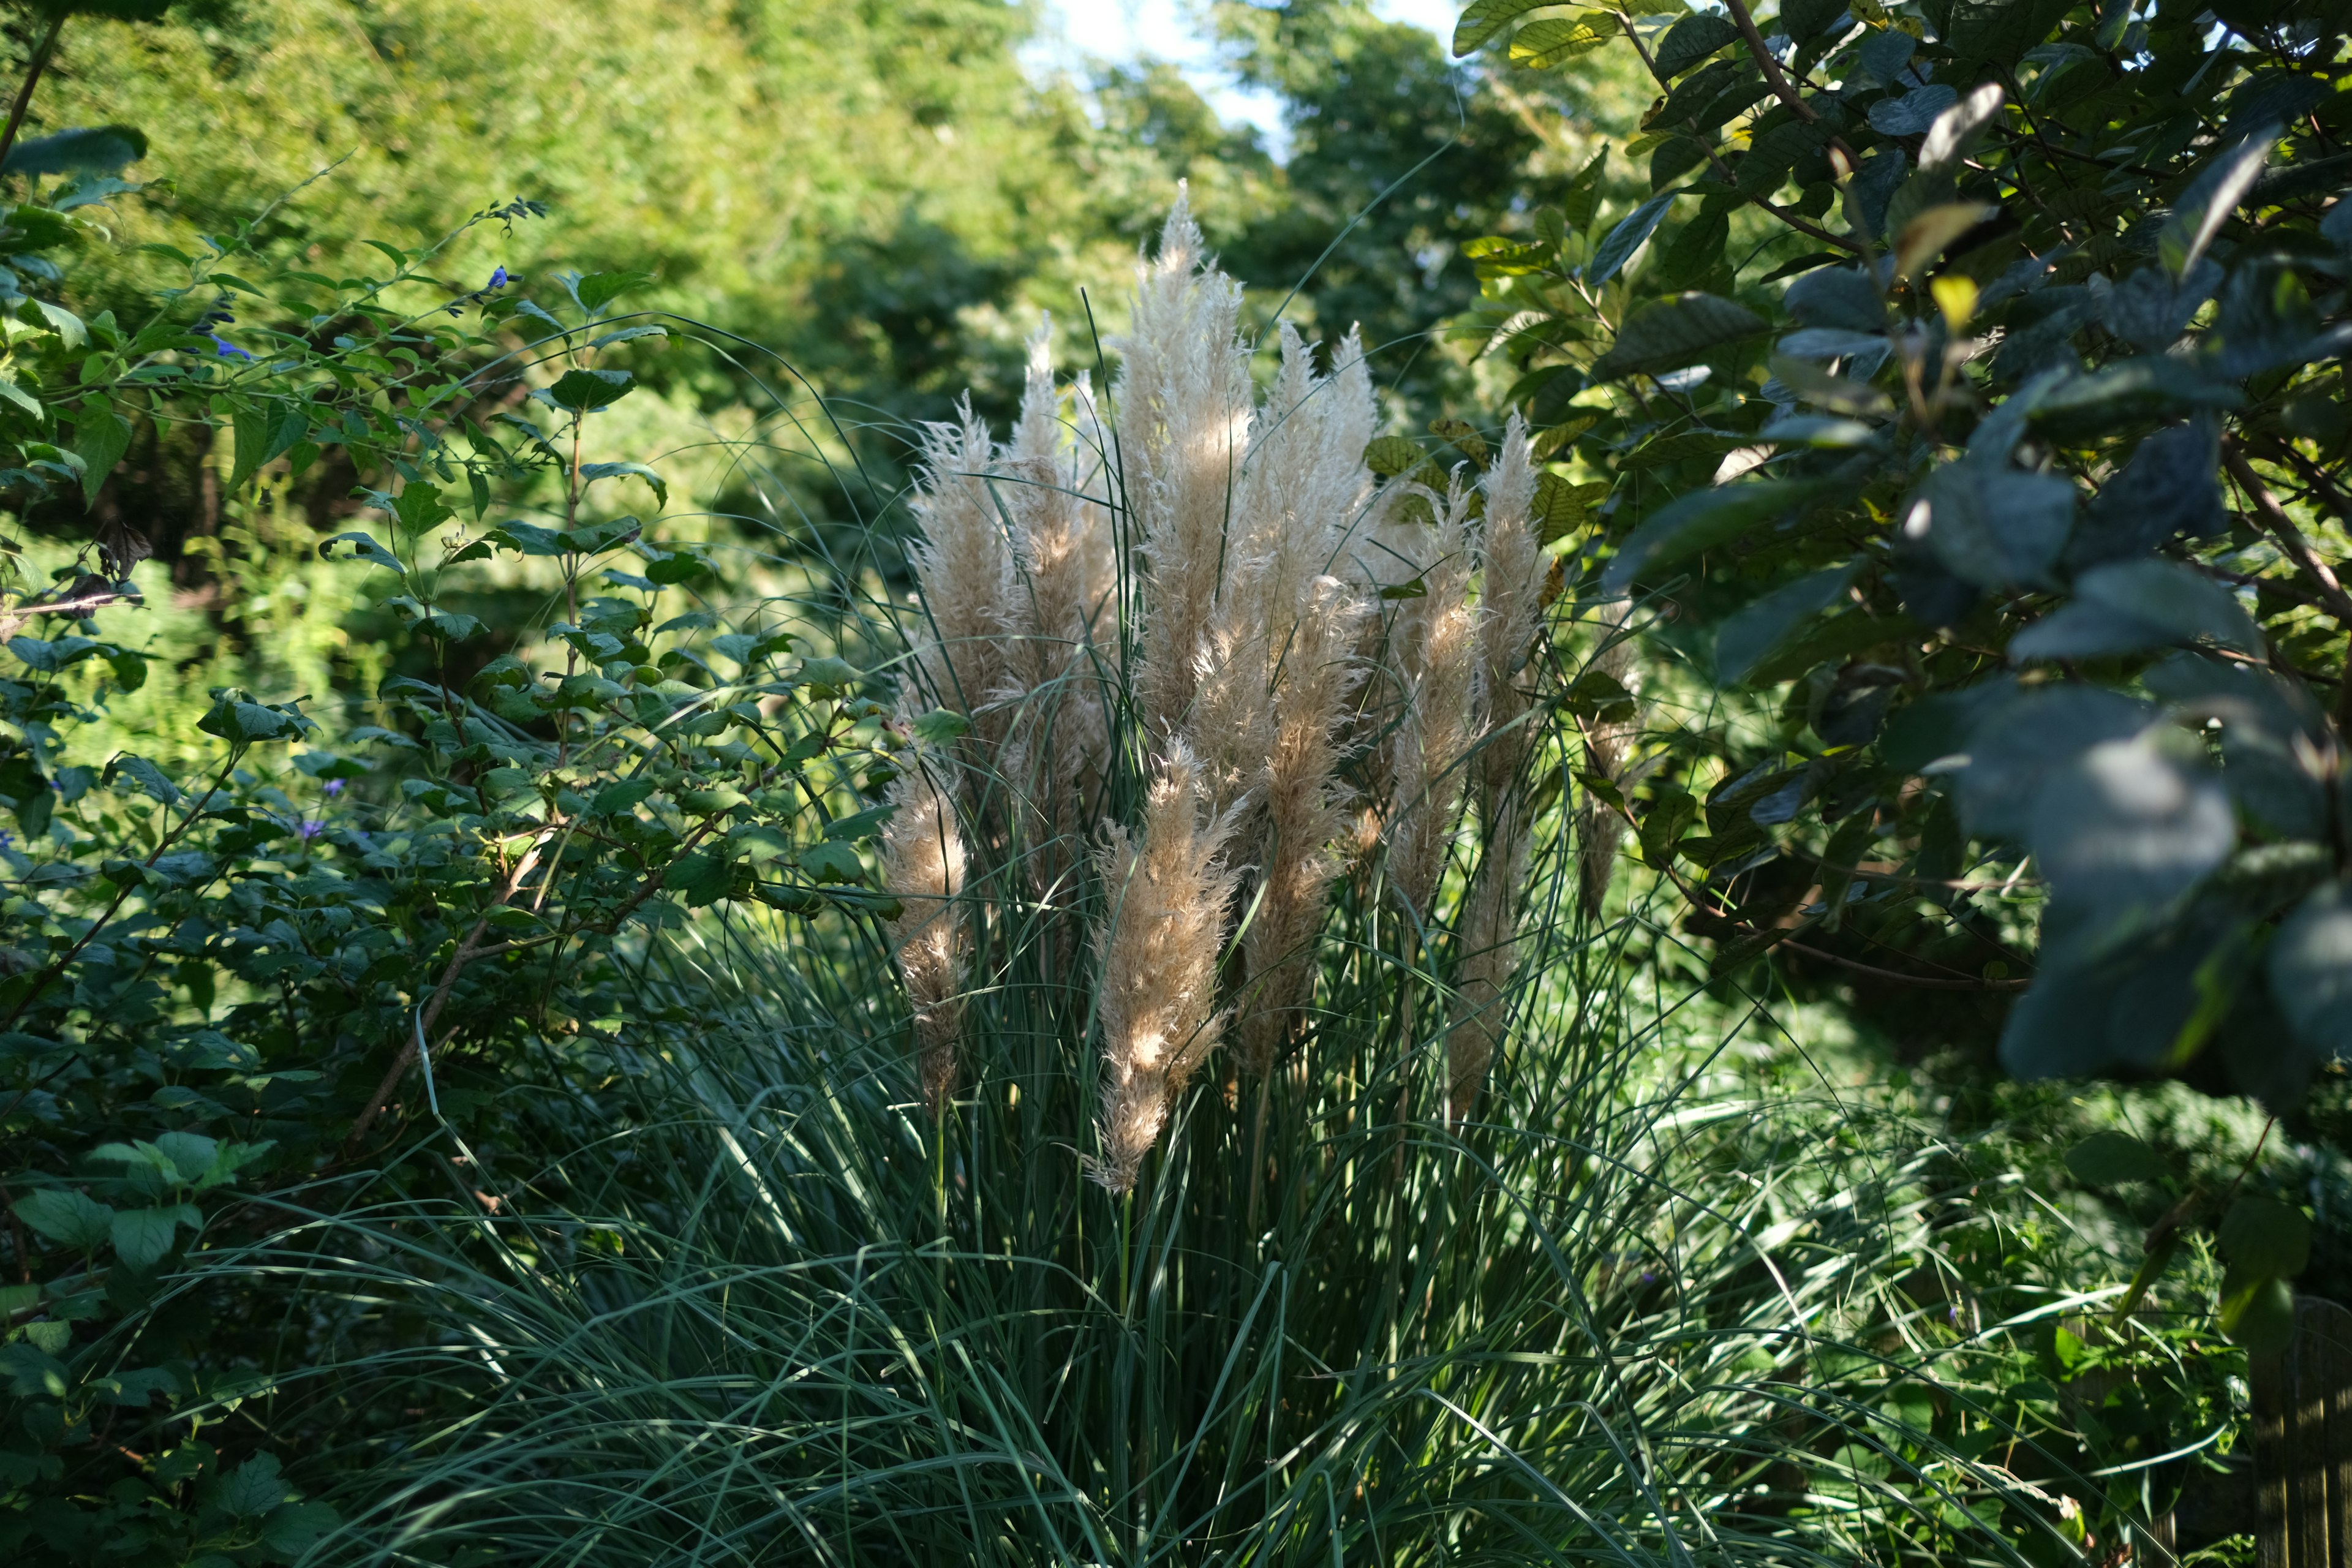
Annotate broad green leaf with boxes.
[2028,731,2234,915]
[0,1343,68,1399]
[2271,880,2352,1060]
[1784,266,1887,333]
[1591,292,1765,379]
[390,482,454,537]
[110,1205,184,1270]
[669,848,731,907]
[1451,0,1554,56]
[2222,1275,2296,1355]
[574,269,655,314]
[545,367,635,413]
[1586,190,1678,286]
[1510,16,1614,68]
[14,1188,114,1250]
[1868,84,1958,137]
[70,402,129,507]
[197,693,304,745]
[910,709,970,747]
[1364,435,1423,477]
[320,532,404,573]
[1,124,147,178]
[578,461,669,510]
[1561,146,1608,233]
[2011,559,2260,662]
[2068,423,2225,568]
[2064,1131,2168,1188]
[799,840,866,884]
[212,1453,295,1518]
[1714,564,1857,685]
[1655,12,1740,76]
[1917,83,2005,174]
[1952,684,2149,843]
[2220,1196,2311,1280]
[1910,461,2073,590]
[2160,126,2276,281]
[1603,479,1820,594]
[1893,203,1998,281]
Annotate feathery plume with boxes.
[907,398,1017,731]
[1235,574,1366,1072]
[880,748,968,1115]
[1474,412,1545,807]
[1384,477,1478,922]
[1116,187,1254,740]
[1089,745,1238,1194]
[1446,796,1529,1124]
[1446,413,1549,1121]
[1002,318,1115,884]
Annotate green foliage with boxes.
[0,21,905,1548]
[1459,1,2352,1108]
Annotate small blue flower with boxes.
[0,829,14,851]
[209,334,254,362]
[296,818,324,840]
[487,265,510,289]
[322,778,344,797]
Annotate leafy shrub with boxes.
[0,13,899,1553]
[1456,0,2352,1343]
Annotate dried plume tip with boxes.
[1088,744,1238,1194]
[1383,474,1479,924]
[880,746,968,1115]
[1446,413,1551,1121]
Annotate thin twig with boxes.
[0,12,66,177]
[1781,938,2033,992]
[2223,441,2352,627]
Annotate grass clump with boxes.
[167,198,2239,1567]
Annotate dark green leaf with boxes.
[578,461,668,510]
[1,123,146,178]
[1911,460,2073,590]
[2064,1131,2168,1186]
[1586,191,1678,287]
[546,367,635,413]
[2027,731,2234,915]
[320,532,404,573]
[2220,1196,2311,1280]
[1451,0,1551,55]
[2271,880,2352,1061]
[574,270,655,314]
[1656,12,1740,77]
[13,1189,113,1250]
[1603,479,1820,594]
[1591,292,1766,380]
[110,1205,182,1270]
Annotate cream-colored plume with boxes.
[1088,745,1238,1194]
[1383,477,1479,923]
[1446,796,1529,1124]
[906,399,1017,731]
[1474,412,1545,806]
[1234,573,1366,1072]
[1116,188,1255,742]
[880,748,968,1115]
[1446,414,1549,1121]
